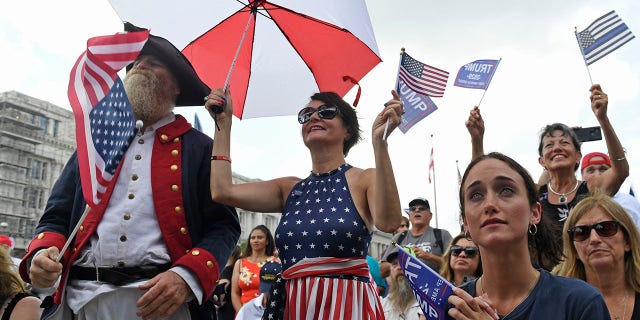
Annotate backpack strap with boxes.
[434,228,443,253]
[397,231,408,245]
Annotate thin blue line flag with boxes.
[576,10,635,65]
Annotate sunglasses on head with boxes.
[568,220,620,242]
[409,206,428,212]
[450,245,479,258]
[297,104,339,124]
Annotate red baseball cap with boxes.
[581,152,611,171]
[0,234,13,248]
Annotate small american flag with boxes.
[398,52,449,97]
[576,10,635,66]
[67,30,149,206]
[428,147,434,184]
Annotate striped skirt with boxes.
[263,257,384,320]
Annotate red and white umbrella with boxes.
[108,0,382,119]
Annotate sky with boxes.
[2,1,639,236]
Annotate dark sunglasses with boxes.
[409,206,428,212]
[568,220,620,242]
[297,104,339,124]
[450,245,479,258]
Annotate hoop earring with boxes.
[465,230,472,241]
[528,224,538,236]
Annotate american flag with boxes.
[398,52,449,97]
[576,10,635,66]
[456,160,462,187]
[67,30,149,206]
[428,147,434,184]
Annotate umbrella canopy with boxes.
[108,0,381,119]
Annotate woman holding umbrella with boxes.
[205,89,404,319]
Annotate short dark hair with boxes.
[538,123,581,172]
[309,92,362,156]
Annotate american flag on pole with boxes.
[67,30,149,206]
[456,160,462,187]
[428,147,434,184]
[576,10,635,66]
[398,52,449,97]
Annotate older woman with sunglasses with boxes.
[555,192,640,320]
[440,233,482,286]
[447,152,609,320]
[206,90,404,319]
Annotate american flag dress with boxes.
[266,164,383,320]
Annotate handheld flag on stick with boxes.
[453,59,500,90]
[398,51,449,97]
[575,10,635,83]
[390,49,447,135]
[454,58,501,107]
[68,30,149,206]
[393,243,453,319]
[60,30,149,262]
[428,147,434,184]
[576,10,635,66]
[193,113,203,132]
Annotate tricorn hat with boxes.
[124,22,210,107]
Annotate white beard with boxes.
[388,273,417,313]
[124,70,174,123]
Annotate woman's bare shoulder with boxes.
[10,295,42,320]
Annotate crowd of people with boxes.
[4,24,639,320]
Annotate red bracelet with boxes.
[210,155,231,163]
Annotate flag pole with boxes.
[56,205,90,262]
[431,134,439,228]
[476,58,501,107]
[383,48,405,140]
[574,27,594,85]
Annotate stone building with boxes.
[0,91,76,255]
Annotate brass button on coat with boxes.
[161,134,168,141]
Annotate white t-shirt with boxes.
[381,295,423,320]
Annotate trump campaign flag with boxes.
[395,244,453,319]
[68,30,149,206]
[395,50,447,133]
[453,59,500,90]
[576,10,635,66]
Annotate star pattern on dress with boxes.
[274,164,372,270]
